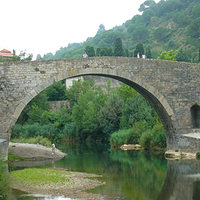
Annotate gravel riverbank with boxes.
[11,170,105,200]
[9,142,106,199]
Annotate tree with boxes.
[96,47,113,56]
[114,37,123,56]
[45,81,67,101]
[153,27,171,42]
[36,54,42,60]
[192,4,200,18]
[157,50,178,61]
[72,87,105,141]
[19,50,33,61]
[43,52,54,60]
[120,94,158,129]
[132,26,149,43]
[176,48,190,62]
[187,17,200,38]
[134,43,144,57]
[85,46,95,57]
[96,24,106,35]
[99,94,124,140]
[199,45,200,63]
[66,79,96,107]
[146,47,152,58]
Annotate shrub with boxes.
[139,130,152,149]
[62,122,76,141]
[151,123,166,150]
[128,121,148,144]
[11,136,51,147]
[196,152,200,159]
[0,159,14,199]
[110,129,132,148]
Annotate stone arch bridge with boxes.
[1,57,200,159]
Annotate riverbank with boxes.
[8,142,106,199]
[11,168,105,200]
[9,142,66,160]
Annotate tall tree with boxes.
[99,94,124,140]
[96,24,106,35]
[114,37,123,56]
[176,48,190,62]
[134,43,144,57]
[146,47,152,58]
[199,45,200,63]
[85,46,95,57]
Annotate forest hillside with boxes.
[38,0,200,62]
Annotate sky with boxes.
[1,0,159,59]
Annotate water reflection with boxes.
[8,143,200,200]
[157,159,200,200]
[15,193,73,200]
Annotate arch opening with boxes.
[191,104,200,128]
[12,71,174,150]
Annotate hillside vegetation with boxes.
[38,0,200,62]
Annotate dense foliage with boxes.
[12,79,166,150]
[0,159,14,200]
[38,0,200,63]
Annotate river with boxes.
[6,142,200,200]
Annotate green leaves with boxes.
[157,49,178,61]
[114,37,123,56]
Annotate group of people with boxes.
[137,52,146,59]
[83,51,146,58]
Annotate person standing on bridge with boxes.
[142,54,146,59]
[83,51,88,58]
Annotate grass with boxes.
[11,136,52,147]
[10,168,70,187]
[8,153,25,161]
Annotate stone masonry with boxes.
[1,57,200,159]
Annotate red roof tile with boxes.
[0,49,11,53]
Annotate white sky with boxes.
[0,0,159,59]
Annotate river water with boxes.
[7,143,200,200]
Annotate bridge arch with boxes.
[13,67,174,145]
[2,56,200,160]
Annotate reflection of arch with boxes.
[13,68,174,140]
[191,104,200,128]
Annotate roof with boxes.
[0,49,13,57]
[0,49,11,53]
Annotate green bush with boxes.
[128,121,148,144]
[11,136,51,147]
[62,122,77,142]
[0,159,14,200]
[196,152,200,159]
[151,123,166,150]
[139,130,152,149]
[110,129,131,148]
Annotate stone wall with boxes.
[48,101,70,111]
[1,57,200,159]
